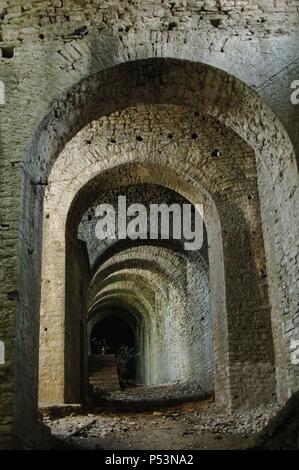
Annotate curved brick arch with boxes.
[90,236,209,278]
[94,276,162,314]
[87,250,191,308]
[39,99,275,413]
[88,248,191,305]
[13,58,298,447]
[87,247,212,389]
[95,269,170,301]
[40,158,226,404]
[93,294,154,328]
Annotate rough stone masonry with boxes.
[0,0,298,450]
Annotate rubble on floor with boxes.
[92,381,209,409]
[42,397,281,450]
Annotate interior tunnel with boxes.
[36,70,288,416]
[40,175,215,404]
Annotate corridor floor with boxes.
[43,398,280,450]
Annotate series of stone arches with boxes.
[13,58,298,447]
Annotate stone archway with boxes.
[40,162,219,405]
[14,58,298,447]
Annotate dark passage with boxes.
[90,315,136,383]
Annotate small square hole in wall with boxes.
[1,47,14,59]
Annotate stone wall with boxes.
[1,1,298,42]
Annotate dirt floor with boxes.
[42,396,281,450]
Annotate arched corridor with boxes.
[0,1,298,451]
[15,60,298,448]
